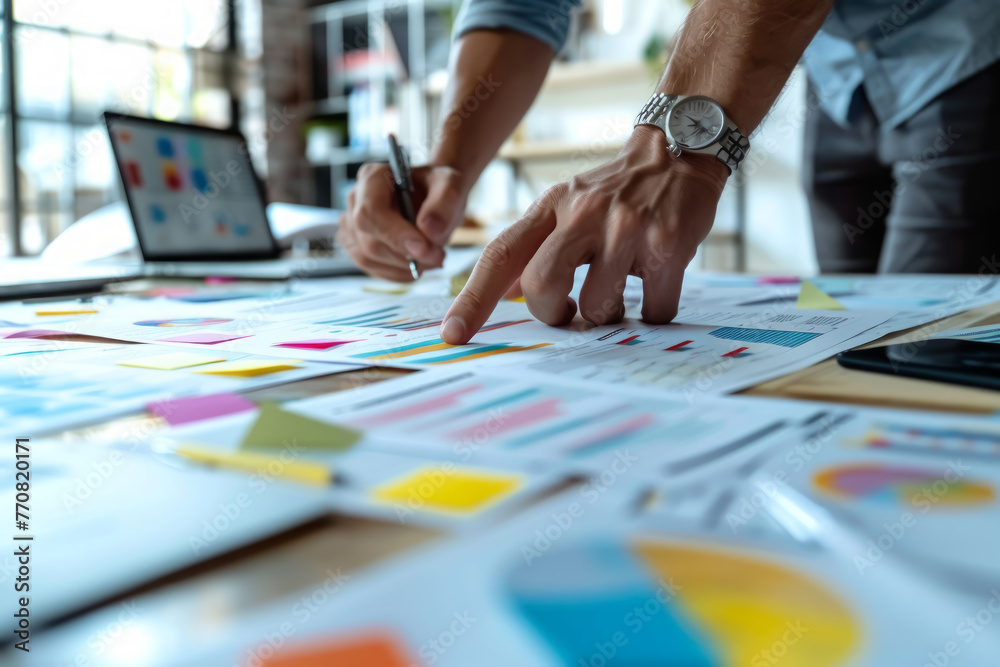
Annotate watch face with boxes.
[668,97,726,150]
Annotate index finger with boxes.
[441,191,561,344]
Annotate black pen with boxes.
[387,133,421,281]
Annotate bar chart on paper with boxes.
[349,338,552,366]
[289,369,793,467]
[512,308,890,395]
[857,421,1000,462]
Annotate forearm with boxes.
[659,0,835,133]
[430,29,554,190]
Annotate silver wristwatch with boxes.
[633,93,750,172]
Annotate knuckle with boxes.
[480,236,514,269]
[357,162,383,180]
[646,224,680,257]
[532,184,566,214]
[519,267,552,300]
[357,234,382,257]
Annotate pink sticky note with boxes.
[5,329,71,339]
[148,392,256,426]
[271,339,360,351]
[757,276,801,285]
[157,332,249,345]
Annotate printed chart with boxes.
[813,463,995,507]
[506,538,860,667]
[509,308,889,396]
[289,369,798,469]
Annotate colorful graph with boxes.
[708,327,820,348]
[721,347,751,358]
[939,326,1000,344]
[350,338,551,365]
[479,319,533,333]
[318,306,441,331]
[507,539,859,667]
[665,340,693,351]
[271,339,360,351]
[813,463,995,507]
[860,422,1000,460]
[446,397,563,440]
[617,334,643,346]
[135,318,233,328]
[563,412,656,455]
[352,384,484,428]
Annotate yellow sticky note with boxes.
[195,360,301,377]
[796,281,846,310]
[363,283,411,295]
[373,467,522,514]
[119,352,226,371]
[35,309,98,316]
[177,446,332,486]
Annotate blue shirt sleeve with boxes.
[454,0,582,52]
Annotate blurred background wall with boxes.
[0,0,818,274]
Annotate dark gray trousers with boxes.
[803,63,1000,273]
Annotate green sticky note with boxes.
[241,403,362,452]
[796,281,846,310]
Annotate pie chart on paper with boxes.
[813,463,995,507]
[506,538,860,666]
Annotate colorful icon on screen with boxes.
[191,168,209,193]
[124,161,142,188]
[117,130,132,143]
[150,204,166,224]
[188,138,203,161]
[233,223,250,237]
[163,163,182,190]
[156,137,175,158]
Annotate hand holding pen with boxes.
[387,134,422,280]
[336,135,468,283]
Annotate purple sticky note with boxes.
[157,332,249,345]
[148,392,256,426]
[271,339,360,351]
[5,329,72,339]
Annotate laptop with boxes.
[104,112,359,279]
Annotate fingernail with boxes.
[441,316,466,343]
[404,239,427,257]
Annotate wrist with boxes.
[624,124,730,188]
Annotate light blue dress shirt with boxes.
[454,0,1000,129]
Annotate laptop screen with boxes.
[105,114,278,261]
